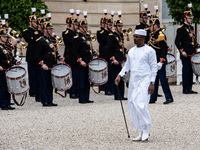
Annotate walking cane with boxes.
[116,85,130,138]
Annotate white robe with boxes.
[119,44,157,132]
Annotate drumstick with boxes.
[15,58,23,72]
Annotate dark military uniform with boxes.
[35,33,61,105]
[107,30,126,100]
[175,23,199,93]
[97,25,114,95]
[135,22,150,44]
[23,26,37,97]
[148,27,173,103]
[0,29,17,109]
[62,18,80,98]
[72,31,93,103]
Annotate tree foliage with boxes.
[0,0,49,37]
[165,0,200,24]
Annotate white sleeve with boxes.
[149,48,158,82]
[119,51,130,77]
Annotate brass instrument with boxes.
[55,35,63,43]
[122,28,132,35]
[10,30,20,38]
[87,30,97,42]
[161,25,166,32]
[8,35,28,49]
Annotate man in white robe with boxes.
[115,29,157,141]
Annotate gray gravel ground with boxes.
[1,85,200,150]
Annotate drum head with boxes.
[6,66,26,79]
[89,59,107,71]
[51,64,70,77]
[167,54,175,63]
[191,52,200,64]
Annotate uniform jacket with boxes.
[35,36,60,68]
[23,27,37,62]
[147,28,168,64]
[107,31,126,63]
[62,28,77,65]
[72,32,93,65]
[175,23,199,60]
[0,43,17,76]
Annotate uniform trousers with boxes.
[35,65,42,101]
[78,66,90,102]
[27,61,36,96]
[41,70,53,104]
[0,75,11,108]
[104,61,114,94]
[70,65,79,97]
[112,64,125,99]
[151,65,173,101]
[181,59,193,92]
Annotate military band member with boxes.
[147,14,173,104]
[97,17,114,95]
[0,28,21,110]
[62,16,72,64]
[135,8,150,44]
[72,20,94,104]
[23,14,37,97]
[107,19,127,100]
[175,6,199,94]
[63,17,80,99]
[35,21,64,107]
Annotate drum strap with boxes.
[12,93,27,106]
[91,83,101,94]
[54,88,67,98]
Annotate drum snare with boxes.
[166,53,176,78]
[191,52,200,76]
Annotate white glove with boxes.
[157,62,163,70]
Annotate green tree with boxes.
[0,0,49,37]
[165,0,200,24]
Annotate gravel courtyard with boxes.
[1,85,200,150]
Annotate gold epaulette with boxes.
[34,31,38,35]
[144,27,149,31]
[100,30,104,34]
[178,25,183,29]
[137,23,141,26]
[65,30,69,34]
[36,37,41,42]
[109,33,113,36]
[157,31,165,41]
[23,29,28,32]
[74,35,79,38]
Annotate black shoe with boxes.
[50,103,58,106]
[7,106,15,110]
[1,107,8,110]
[79,101,87,104]
[43,103,51,107]
[86,100,94,103]
[36,99,41,102]
[157,94,163,97]
[149,99,156,104]
[70,94,78,99]
[115,97,127,100]
[163,99,173,104]
[183,90,198,94]
[105,91,113,95]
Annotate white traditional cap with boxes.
[134,29,147,36]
